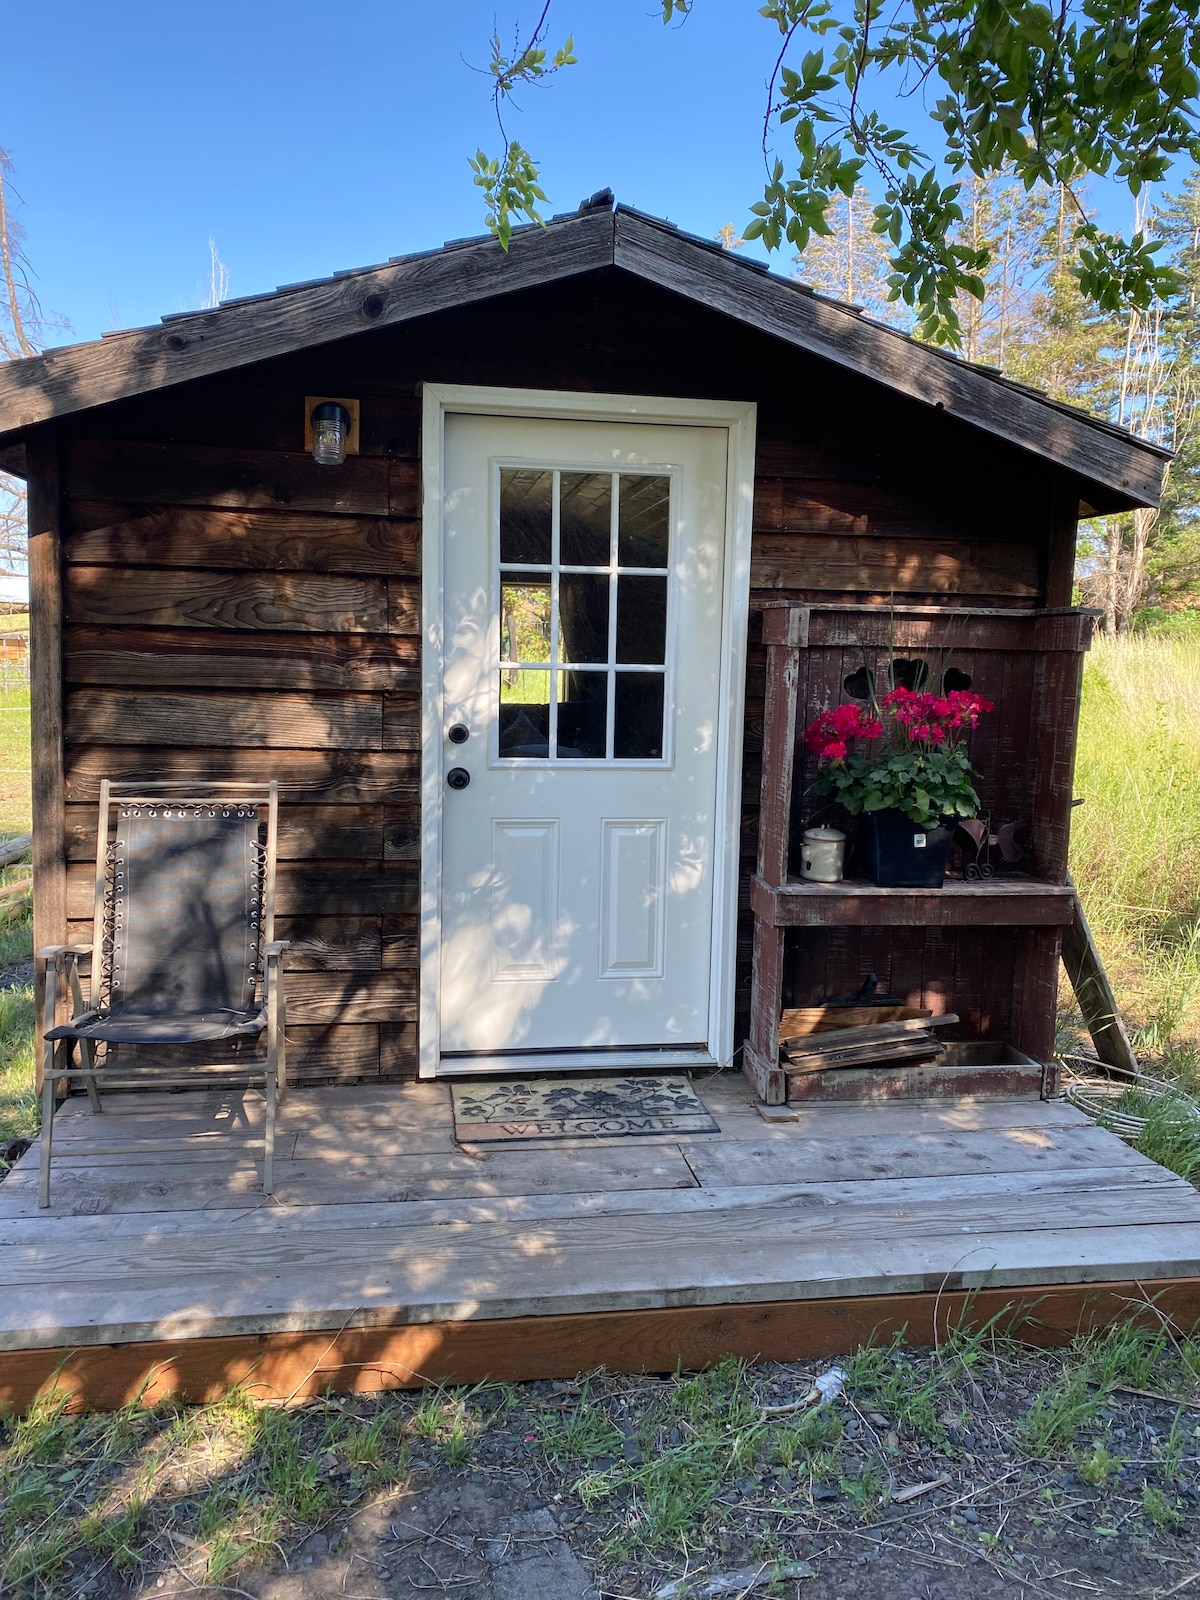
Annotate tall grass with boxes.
[1069,633,1200,1064]
[0,977,36,1146]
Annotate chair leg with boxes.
[67,958,103,1114]
[276,1016,287,1108]
[38,1069,55,1209]
[263,1065,277,1196]
[82,1043,103,1114]
[37,954,60,1210]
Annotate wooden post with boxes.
[1044,486,1080,609]
[1062,875,1139,1076]
[26,431,66,1093]
[745,606,807,1105]
[1029,612,1093,884]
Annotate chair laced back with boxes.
[89,783,278,1043]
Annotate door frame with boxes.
[418,383,758,1080]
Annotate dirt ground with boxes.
[22,1341,1196,1600]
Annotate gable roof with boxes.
[0,195,1167,509]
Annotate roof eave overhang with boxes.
[0,204,1167,509]
[611,211,1165,511]
[0,208,617,451]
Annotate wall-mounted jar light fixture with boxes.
[304,396,360,466]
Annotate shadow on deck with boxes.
[2,1074,1199,1412]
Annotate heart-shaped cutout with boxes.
[888,658,929,691]
[943,667,973,691]
[843,666,875,701]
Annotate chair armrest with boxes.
[37,945,94,1026]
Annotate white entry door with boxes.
[428,404,745,1073]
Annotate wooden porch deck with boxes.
[3,1074,1200,1411]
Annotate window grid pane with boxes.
[497,467,671,763]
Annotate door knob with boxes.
[447,723,470,744]
[447,767,471,791]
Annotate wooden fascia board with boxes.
[0,212,617,437]
[613,211,1166,509]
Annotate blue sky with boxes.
[8,2,784,345]
[7,2,1152,349]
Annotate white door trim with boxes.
[419,383,757,1079]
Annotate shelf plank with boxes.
[751,874,1075,929]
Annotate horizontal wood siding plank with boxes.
[276,917,383,970]
[387,579,420,635]
[389,461,420,519]
[66,860,417,918]
[750,535,1040,597]
[95,1025,384,1085]
[753,479,1017,540]
[64,504,418,575]
[381,916,419,970]
[380,1021,419,1078]
[280,972,416,1026]
[68,916,387,972]
[65,804,418,862]
[64,690,383,750]
[64,626,420,693]
[64,567,388,633]
[64,747,419,805]
[382,696,421,751]
[64,441,391,514]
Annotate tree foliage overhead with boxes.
[473,0,1200,344]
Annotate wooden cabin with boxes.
[2,195,1198,1412]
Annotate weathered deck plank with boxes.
[4,1218,1200,1348]
[0,1163,1182,1246]
[1,1081,1197,1388]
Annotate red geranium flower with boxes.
[804,703,883,761]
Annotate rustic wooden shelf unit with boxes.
[744,601,1096,1104]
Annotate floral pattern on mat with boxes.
[451,1074,718,1142]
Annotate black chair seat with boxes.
[46,1006,264,1045]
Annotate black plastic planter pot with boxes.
[862,809,955,887]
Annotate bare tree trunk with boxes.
[0,150,35,359]
[964,177,982,363]
[998,214,1013,367]
[1119,506,1158,630]
[845,190,856,304]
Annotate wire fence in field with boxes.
[0,633,27,692]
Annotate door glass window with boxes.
[498,467,671,762]
[499,470,553,563]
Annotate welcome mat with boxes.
[451,1074,719,1143]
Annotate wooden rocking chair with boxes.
[36,781,288,1208]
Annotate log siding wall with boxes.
[36,271,1073,1080]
